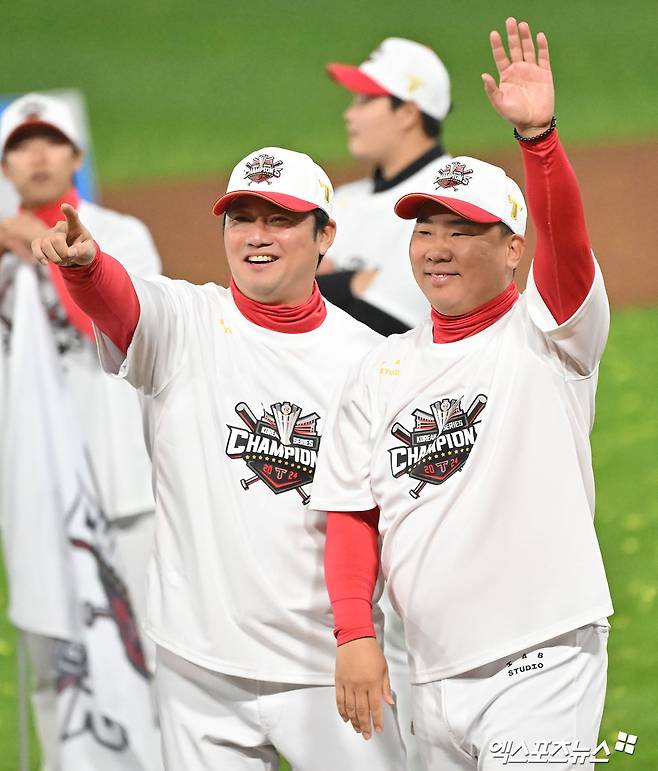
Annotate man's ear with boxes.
[72,149,84,173]
[506,234,525,272]
[395,101,423,133]
[318,218,337,256]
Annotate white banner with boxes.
[1,265,161,769]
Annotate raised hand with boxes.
[482,17,554,137]
[31,204,97,267]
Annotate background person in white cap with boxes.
[0,92,161,770]
[320,36,453,769]
[317,37,452,336]
[311,18,613,769]
[31,146,407,769]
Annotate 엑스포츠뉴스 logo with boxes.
[244,154,284,185]
[434,161,474,192]
[226,401,321,504]
[389,393,487,498]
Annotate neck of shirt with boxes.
[230,278,327,334]
[26,188,81,227]
[431,282,520,344]
[373,144,446,193]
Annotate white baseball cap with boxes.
[0,92,83,155]
[327,37,451,121]
[395,156,527,236]
[213,146,334,217]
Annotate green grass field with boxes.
[1,305,657,769]
[1,0,657,183]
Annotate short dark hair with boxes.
[311,208,330,238]
[3,124,77,155]
[390,96,442,140]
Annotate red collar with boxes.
[431,282,519,343]
[230,279,327,334]
[24,188,80,227]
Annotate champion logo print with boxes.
[226,401,321,504]
[434,161,474,191]
[244,154,284,185]
[389,393,487,498]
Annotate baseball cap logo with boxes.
[434,161,474,192]
[19,101,46,120]
[244,154,283,186]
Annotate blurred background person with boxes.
[317,38,452,336]
[0,92,161,771]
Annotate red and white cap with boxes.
[327,37,451,121]
[213,146,334,217]
[395,156,527,236]
[1,92,83,154]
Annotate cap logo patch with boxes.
[319,180,331,203]
[19,101,45,119]
[244,154,283,186]
[407,75,424,93]
[508,194,523,220]
[434,161,474,192]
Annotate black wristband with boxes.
[514,115,557,143]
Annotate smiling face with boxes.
[1,126,81,208]
[223,196,336,305]
[409,202,524,316]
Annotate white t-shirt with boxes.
[311,262,614,684]
[96,279,380,684]
[328,153,451,328]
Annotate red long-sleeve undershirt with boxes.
[61,243,141,355]
[327,128,596,646]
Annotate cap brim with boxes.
[326,63,390,96]
[394,194,502,223]
[3,121,76,153]
[212,190,320,216]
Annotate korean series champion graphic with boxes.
[226,401,321,504]
[389,394,487,498]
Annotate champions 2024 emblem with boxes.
[244,154,283,185]
[226,401,320,504]
[389,394,487,498]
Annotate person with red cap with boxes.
[318,37,452,337]
[311,19,613,769]
[31,146,406,769]
[0,92,161,770]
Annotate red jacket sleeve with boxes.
[520,129,595,325]
[59,245,141,356]
[325,508,380,646]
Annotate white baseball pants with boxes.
[155,645,407,770]
[411,622,609,770]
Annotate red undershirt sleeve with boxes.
[325,507,380,646]
[520,129,595,325]
[59,244,141,356]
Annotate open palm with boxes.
[482,18,554,134]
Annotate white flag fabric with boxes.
[0,265,161,770]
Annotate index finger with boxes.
[61,203,80,227]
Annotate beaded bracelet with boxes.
[513,115,557,142]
